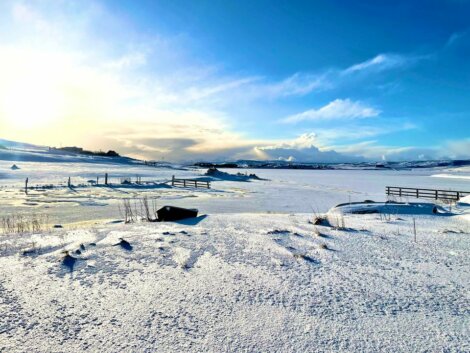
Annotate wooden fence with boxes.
[171,176,210,189]
[386,186,470,201]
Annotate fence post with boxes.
[25,178,29,194]
[416,189,419,198]
[172,175,175,186]
[399,188,401,197]
[457,192,460,200]
[105,173,108,185]
[195,181,198,188]
[183,180,186,187]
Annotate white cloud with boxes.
[283,99,380,123]
[184,77,260,102]
[261,133,319,150]
[256,133,365,163]
[329,138,470,161]
[311,122,417,145]
[261,73,328,98]
[445,138,470,159]
[342,54,410,75]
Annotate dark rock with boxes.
[157,206,198,222]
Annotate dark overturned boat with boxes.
[157,206,199,222]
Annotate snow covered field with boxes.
[1,151,469,352]
[1,211,469,352]
[1,158,470,225]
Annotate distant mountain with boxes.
[191,159,470,170]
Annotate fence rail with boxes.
[386,186,470,201]
[171,176,210,189]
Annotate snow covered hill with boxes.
[0,139,139,165]
[1,212,468,352]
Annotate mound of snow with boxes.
[331,201,449,215]
[205,167,264,181]
[459,195,470,204]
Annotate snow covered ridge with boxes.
[0,146,140,165]
[0,212,469,352]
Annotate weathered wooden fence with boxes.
[171,176,210,189]
[386,186,470,201]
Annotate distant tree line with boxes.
[49,146,120,157]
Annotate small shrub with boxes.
[119,196,159,223]
[327,212,346,230]
[312,216,329,226]
[118,199,135,223]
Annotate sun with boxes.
[1,77,62,129]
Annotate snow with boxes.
[0,212,469,352]
[431,174,470,180]
[459,195,470,204]
[1,160,470,225]
[331,201,449,215]
[0,147,469,351]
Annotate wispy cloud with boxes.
[342,54,410,75]
[260,73,328,98]
[106,52,147,70]
[184,77,260,102]
[144,51,415,108]
[444,29,470,48]
[327,137,470,161]
[282,99,380,123]
[311,122,417,145]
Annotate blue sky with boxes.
[0,0,469,162]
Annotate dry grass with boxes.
[1,214,49,235]
[119,196,159,223]
[327,212,347,230]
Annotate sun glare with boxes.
[0,49,68,132]
[2,77,62,129]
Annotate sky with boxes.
[0,0,469,162]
